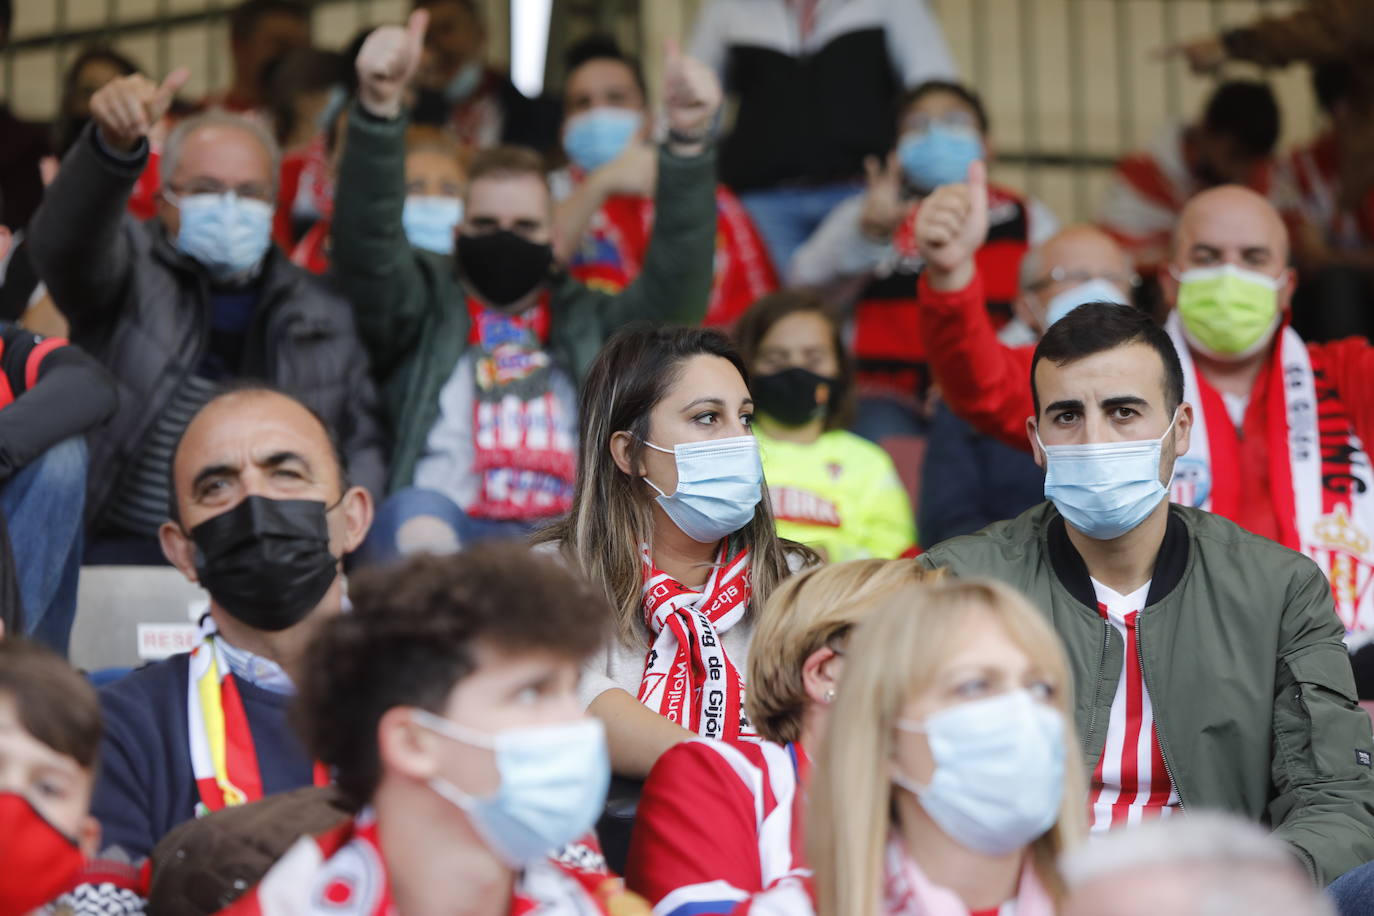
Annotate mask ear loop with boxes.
[635,435,677,498]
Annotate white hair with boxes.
[1061,813,1335,916]
[159,110,282,193]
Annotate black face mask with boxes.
[189,495,339,632]
[455,229,555,309]
[753,367,841,427]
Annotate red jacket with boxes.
[917,269,1374,540]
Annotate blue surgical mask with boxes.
[897,124,984,191]
[413,710,610,867]
[563,107,643,173]
[1039,277,1131,330]
[167,191,274,282]
[1036,410,1179,540]
[445,60,484,103]
[642,435,763,544]
[403,195,463,255]
[894,690,1066,856]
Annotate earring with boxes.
[824,689,836,704]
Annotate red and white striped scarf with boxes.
[637,543,755,742]
[1167,315,1374,646]
[220,809,620,915]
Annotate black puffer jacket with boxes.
[28,124,388,523]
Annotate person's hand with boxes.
[662,39,722,155]
[1155,36,1227,74]
[595,141,658,197]
[859,152,907,241]
[90,68,189,153]
[356,9,428,119]
[914,160,988,291]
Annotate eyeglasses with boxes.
[165,180,274,204]
[1024,267,1141,294]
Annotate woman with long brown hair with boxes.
[534,324,813,779]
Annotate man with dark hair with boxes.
[790,78,1057,443]
[219,546,645,914]
[1098,79,1280,272]
[917,164,1374,695]
[82,386,374,907]
[204,0,310,114]
[335,11,719,560]
[552,34,776,328]
[919,297,1374,887]
[408,0,559,150]
[0,639,107,915]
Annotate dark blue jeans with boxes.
[354,486,540,568]
[738,182,863,275]
[0,437,86,654]
[1329,859,1374,916]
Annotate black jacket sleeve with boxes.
[0,326,117,482]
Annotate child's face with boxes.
[0,693,98,853]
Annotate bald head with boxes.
[1174,184,1290,273]
[1018,225,1134,333]
[168,388,346,530]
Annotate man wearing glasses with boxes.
[28,68,387,564]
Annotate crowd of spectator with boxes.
[2,0,1374,914]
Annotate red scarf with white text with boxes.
[1167,315,1374,645]
[637,543,755,741]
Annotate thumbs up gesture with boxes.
[90,67,190,153]
[914,160,989,290]
[661,39,722,152]
[357,9,429,119]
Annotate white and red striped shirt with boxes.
[1088,578,1181,833]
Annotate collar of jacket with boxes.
[1047,505,1190,610]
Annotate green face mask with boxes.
[1175,264,1282,359]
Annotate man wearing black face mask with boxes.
[333,11,719,561]
[80,385,374,908]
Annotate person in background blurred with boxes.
[918,225,1136,547]
[690,0,957,269]
[400,127,467,256]
[263,47,347,247]
[553,35,777,329]
[1062,812,1336,916]
[790,80,1057,445]
[733,290,914,560]
[203,0,311,115]
[409,0,560,151]
[1097,80,1280,276]
[625,559,937,915]
[750,577,1085,915]
[1272,62,1374,342]
[52,46,140,157]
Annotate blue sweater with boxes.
[91,652,315,863]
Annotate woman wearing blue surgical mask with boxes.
[401,132,468,255]
[534,326,816,783]
[221,544,648,915]
[795,578,1086,916]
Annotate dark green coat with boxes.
[920,502,1374,884]
[331,106,718,492]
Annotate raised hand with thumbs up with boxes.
[661,39,723,156]
[356,9,430,119]
[90,67,190,153]
[914,160,989,292]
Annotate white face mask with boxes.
[411,710,610,867]
[1035,409,1180,540]
[894,689,1067,855]
[642,436,763,543]
[1036,277,1131,331]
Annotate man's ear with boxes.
[610,430,638,477]
[1173,402,1194,459]
[1025,416,1047,470]
[1277,266,1297,316]
[1159,264,1181,308]
[378,706,440,783]
[339,485,375,555]
[159,520,199,584]
[77,815,101,859]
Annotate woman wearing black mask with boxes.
[736,291,915,561]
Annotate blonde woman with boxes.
[624,559,940,913]
[533,324,815,780]
[789,578,1086,916]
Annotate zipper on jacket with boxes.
[1082,620,1112,749]
[1137,616,1187,811]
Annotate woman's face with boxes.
[892,611,1059,786]
[752,311,840,379]
[639,353,753,495]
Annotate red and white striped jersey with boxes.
[1088,578,1182,833]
